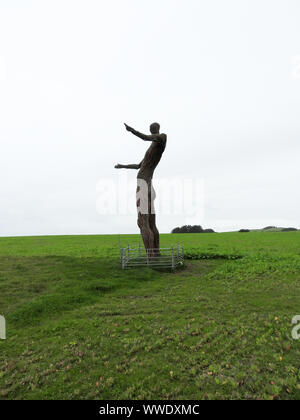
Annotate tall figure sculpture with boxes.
[115,122,167,258]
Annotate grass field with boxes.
[1,231,300,400]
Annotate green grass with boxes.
[1,232,300,400]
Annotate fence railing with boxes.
[121,244,184,270]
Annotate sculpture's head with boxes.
[150,122,160,134]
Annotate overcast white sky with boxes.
[0,0,300,236]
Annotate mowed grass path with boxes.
[1,232,300,399]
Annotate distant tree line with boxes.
[262,226,298,232]
[171,225,215,234]
[239,226,299,233]
[172,225,298,234]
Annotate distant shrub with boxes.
[239,229,250,233]
[281,227,298,232]
[171,225,215,234]
[171,227,181,234]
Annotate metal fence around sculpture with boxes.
[121,244,184,270]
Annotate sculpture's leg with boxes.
[149,214,160,256]
[137,181,155,259]
[149,183,160,256]
[137,212,155,259]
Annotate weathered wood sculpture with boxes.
[115,122,167,258]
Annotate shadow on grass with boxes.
[0,255,161,328]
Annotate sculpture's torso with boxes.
[138,134,167,181]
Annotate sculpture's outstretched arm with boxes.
[130,129,155,142]
[124,123,161,143]
[115,161,142,170]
